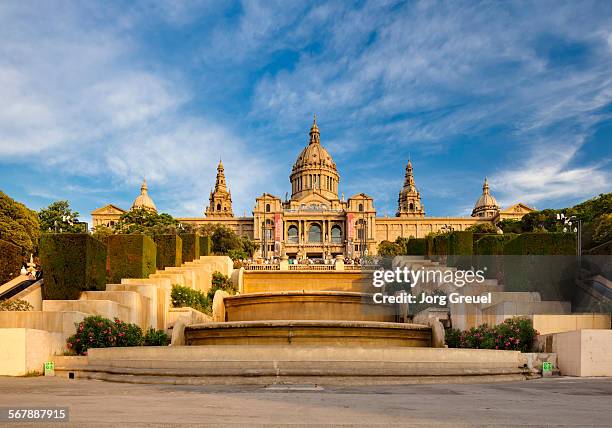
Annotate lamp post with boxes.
[360,195,367,262]
[556,213,581,257]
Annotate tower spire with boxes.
[396,157,424,217]
[309,114,320,144]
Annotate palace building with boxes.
[92,117,534,259]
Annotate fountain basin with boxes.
[185,320,431,347]
[223,291,397,322]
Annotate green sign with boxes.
[542,361,553,372]
[44,361,55,376]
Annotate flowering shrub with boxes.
[143,327,170,346]
[207,272,236,301]
[171,284,210,314]
[66,315,143,356]
[445,317,538,352]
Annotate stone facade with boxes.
[92,117,534,258]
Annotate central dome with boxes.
[290,116,340,201]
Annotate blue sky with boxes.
[1,0,611,225]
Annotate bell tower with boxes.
[396,158,425,217]
[205,160,234,217]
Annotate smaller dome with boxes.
[132,179,157,212]
[472,177,499,217]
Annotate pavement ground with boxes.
[0,376,611,427]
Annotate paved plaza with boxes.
[0,377,611,426]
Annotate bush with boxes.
[445,317,538,352]
[207,271,236,301]
[0,299,33,311]
[179,233,200,263]
[40,234,107,300]
[0,239,22,284]
[153,234,182,270]
[143,327,170,346]
[378,240,403,256]
[171,284,210,314]
[107,234,157,284]
[66,315,144,356]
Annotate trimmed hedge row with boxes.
[40,234,107,300]
[503,232,576,255]
[405,238,426,255]
[180,233,200,262]
[0,239,22,284]
[107,234,156,284]
[153,234,182,270]
[199,235,212,256]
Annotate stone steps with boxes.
[51,345,529,385]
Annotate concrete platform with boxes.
[51,345,528,385]
[185,320,432,347]
[224,291,398,322]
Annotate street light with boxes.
[556,213,581,256]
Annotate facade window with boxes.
[288,226,298,243]
[308,224,322,243]
[266,203,271,212]
[331,225,342,244]
[409,202,414,210]
[358,203,364,212]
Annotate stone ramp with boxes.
[52,345,529,385]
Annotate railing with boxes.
[244,264,280,271]
[243,263,366,272]
[288,264,336,271]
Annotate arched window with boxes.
[265,203,271,212]
[216,203,221,211]
[358,203,364,212]
[409,202,414,210]
[308,224,322,243]
[287,226,298,243]
[331,225,342,244]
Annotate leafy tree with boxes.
[91,224,114,242]
[592,213,612,246]
[201,224,256,258]
[38,200,84,233]
[377,240,403,256]
[394,237,410,254]
[567,193,612,223]
[112,207,179,235]
[497,219,523,234]
[0,191,40,252]
[466,222,498,234]
[519,209,561,232]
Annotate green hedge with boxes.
[474,234,518,255]
[447,231,473,255]
[0,239,22,284]
[179,233,200,262]
[40,234,107,300]
[199,235,212,256]
[502,233,577,300]
[107,234,156,283]
[503,232,576,255]
[405,238,426,255]
[153,234,182,270]
[425,235,436,256]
